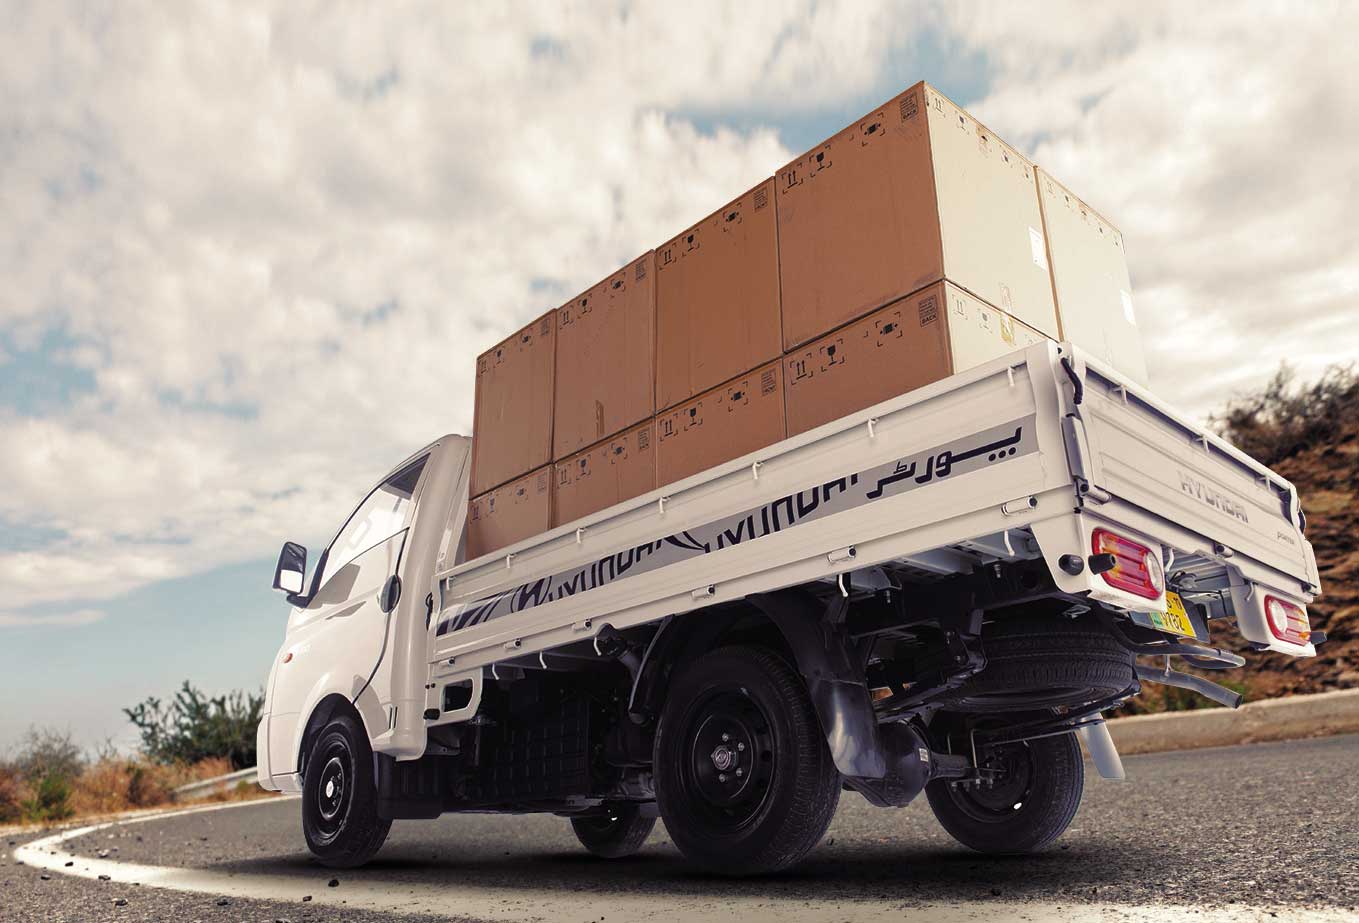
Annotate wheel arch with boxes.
[631,590,887,779]
[297,693,368,781]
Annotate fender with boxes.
[275,670,382,788]
[747,590,887,779]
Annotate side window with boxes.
[317,456,427,590]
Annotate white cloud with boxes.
[2,1,1355,626]
[939,1,1359,414]
[0,1,912,621]
[0,608,106,628]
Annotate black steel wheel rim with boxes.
[949,740,1035,822]
[313,740,353,840]
[678,689,776,831]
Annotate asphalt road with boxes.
[5,734,1358,922]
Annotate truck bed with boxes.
[424,341,1317,710]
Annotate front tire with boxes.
[301,713,391,868]
[925,730,1083,853]
[654,645,840,875]
[570,804,656,858]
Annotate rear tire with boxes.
[926,731,1083,853]
[654,645,840,876]
[301,713,391,868]
[570,804,656,858]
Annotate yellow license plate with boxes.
[1149,591,1195,638]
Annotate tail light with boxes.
[1263,595,1311,645]
[1091,528,1164,600]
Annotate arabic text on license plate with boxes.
[1149,591,1195,638]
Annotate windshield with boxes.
[314,456,427,590]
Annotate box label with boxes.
[1029,226,1048,270]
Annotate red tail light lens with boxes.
[1263,595,1310,645]
[1091,528,1164,600]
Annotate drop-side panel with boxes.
[1036,168,1148,385]
[430,345,1075,667]
[1078,363,1312,584]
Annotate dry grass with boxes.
[0,755,266,830]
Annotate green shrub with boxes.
[124,681,263,770]
[21,771,74,823]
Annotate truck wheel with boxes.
[570,804,656,858]
[301,713,391,868]
[654,645,840,875]
[925,731,1083,853]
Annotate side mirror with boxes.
[272,541,307,599]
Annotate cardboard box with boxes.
[553,419,656,527]
[776,82,1059,350]
[466,465,553,560]
[553,252,656,459]
[655,179,783,410]
[1036,168,1148,385]
[657,360,785,487]
[470,312,557,496]
[784,282,1046,436]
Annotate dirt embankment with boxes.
[1235,428,1359,696]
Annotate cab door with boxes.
[268,455,428,776]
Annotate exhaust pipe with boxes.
[1135,663,1243,709]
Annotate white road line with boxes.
[14,799,1350,923]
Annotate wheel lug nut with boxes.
[721,733,730,742]
[718,773,727,782]
[736,742,745,752]
[736,768,744,777]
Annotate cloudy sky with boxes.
[2,1,1356,751]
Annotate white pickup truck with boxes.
[257,341,1324,874]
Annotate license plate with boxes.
[1149,591,1195,638]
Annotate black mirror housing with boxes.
[273,541,308,602]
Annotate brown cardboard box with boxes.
[776,82,1058,351]
[1035,168,1148,385]
[466,465,553,559]
[785,282,1047,436]
[470,312,557,496]
[553,252,656,459]
[655,179,782,410]
[553,419,656,527]
[657,360,785,487]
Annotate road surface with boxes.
[5,734,1357,922]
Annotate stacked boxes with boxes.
[655,179,783,409]
[784,283,1045,436]
[469,313,556,498]
[776,83,1058,350]
[657,362,785,487]
[553,253,656,458]
[466,80,1146,557]
[1035,169,1148,385]
[555,419,656,527]
[466,467,553,561]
